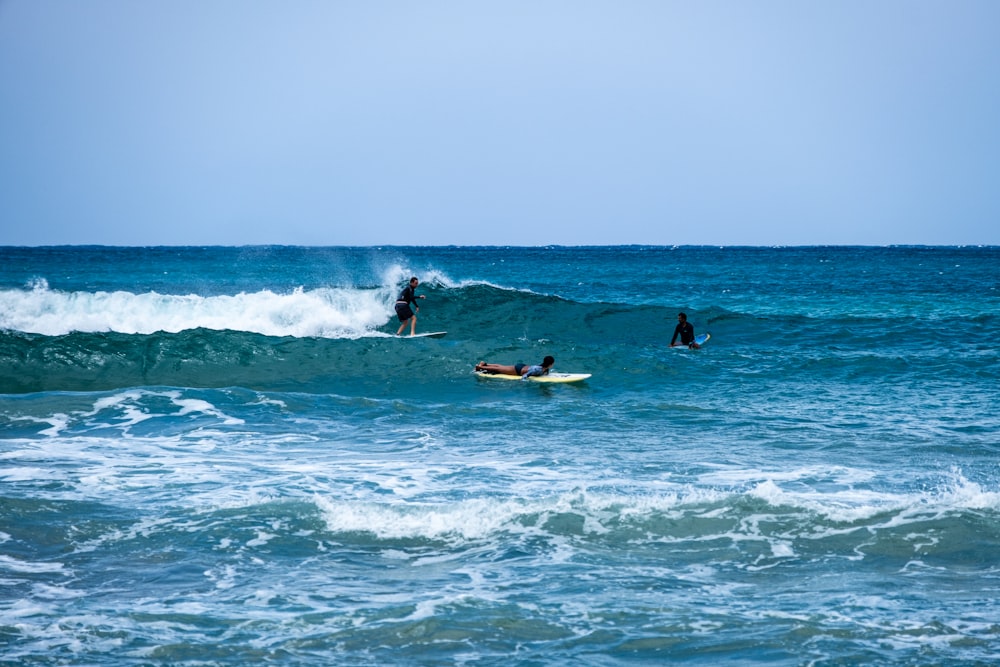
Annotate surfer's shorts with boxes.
[395,303,414,322]
[514,363,526,375]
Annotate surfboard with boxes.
[474,371,591,383]
[399,331,447,339]
[671,333,710,349]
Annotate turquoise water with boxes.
[1,246,998,665]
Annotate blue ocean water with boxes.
[1,245,998,665]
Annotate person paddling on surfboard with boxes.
[669,312,700,348]
[395,276,426,336]
[475,356,555,380]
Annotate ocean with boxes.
[1,245,998,665]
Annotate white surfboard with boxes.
[670,333,710,349]
[398,331,447,339]
[474,371,591,384]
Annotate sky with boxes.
[1,1,998,247]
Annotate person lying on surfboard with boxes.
[475,356,554,380]
[669,312,700,348]
[395,276,426,336]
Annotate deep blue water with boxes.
[1,245,999,665]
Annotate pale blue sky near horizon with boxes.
[1,1,998,247]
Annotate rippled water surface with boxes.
[2,245,998,665]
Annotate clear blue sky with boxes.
[2,1,998,246]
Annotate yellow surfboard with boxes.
[473,371,591,384]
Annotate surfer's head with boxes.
[542,356,555,369]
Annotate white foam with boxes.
[0,283,400,338]
[0,555,66,574]
[0,466,60,483]
[305,465,1000,548]
[315,495,521,541]
[313,487,726,543]
[0,267,546,338]
[8,414,72,438]
[246,531,276,548]
[171,397,244,425]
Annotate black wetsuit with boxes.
[671,321,694,346]
[395,285,418,322]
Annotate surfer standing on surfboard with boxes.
[475,356,555,379]
[395,277,426,336]
[670,312,700,348]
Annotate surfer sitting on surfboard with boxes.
[395,276,426,336]
[475,356,554,380]
[670,312,700,349]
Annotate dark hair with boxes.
[542,355,555,367]
[410,276,419,283]
[678,312,687,319]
